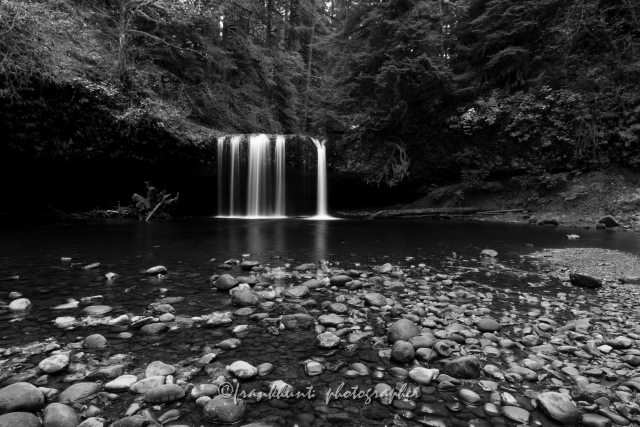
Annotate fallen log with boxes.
[366,207,480,220]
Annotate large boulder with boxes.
[43,403,79,427]
[0,412,42,427]
[387,319,420,343]
[442,356,481,379]
[202,395,247,424]
[0,382,45,414]
[598,216,619,228]
[569,273,602,289]
[215,275,238,291]
[536,392,579,425]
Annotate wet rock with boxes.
[303,360,323,376]
[0,412,42,427]
[0,382,45,414]
[536,392,579,425]
[215,275,238,291]
[111,416,161,427]
[145,361,175,377]
[191,384,219,399]
[43,403,79,427]
[459,389,482,405]
[571,381,614,403]
[54,317,77,328]
[443,356,480,379]
[387,318,420,343]
[240,261,259,271]
[282,286,309,298]
[316,332,340,348]
[77,418,106,427]
[481,249,497,257]
[82,306,113,316]
[139,323,168,336]
[218,338,241,350]
[104,375,138,392]
[146,266,167,274]
[598,216,619,228]
[143,384,185,403]
[83,334,108,349]
[130,376,165,394]
[569,273,602,289]
[363,293,386,307]
[9,298,32,313]
[581,414,611,427]
[282,314,315,330]
[228,361,257,379]
[502,406,530,423]
[294,263,316,271]
[318,314,344,327]
[301,279,322,289]
[476,318,501,332]
[206,312,233,327]
[409,367,438,385]
[158,313,175,322]
[59,383,100,404]
[329,275,353,287]
[375,263,393,274]
[329,303,348,314]
[231,289,260,307]
[202,395,246,424]
[391,340,415,363]
[38,354,69,374]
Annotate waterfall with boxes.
[311,138,330,218]
[229,136,241,216]
[216,134,331,218]
[275,136,286,216]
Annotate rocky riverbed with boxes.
[1,248,640,427]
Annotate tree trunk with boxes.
[266,0,273,47]
[303,0,316,131]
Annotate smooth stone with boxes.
[391,340,415,363]
[569,273,602,289]
[82,306,113,316]
[228,361,257,379]
[0,412,42,427]
[145,361,175,378]
[282,286,309,298]
[191,384,219,399]
[231,289,260,307]
[293,263,316,271]
[329,275,353,287]
[581,413,612,427]
[130,377,166,394]
[201,395,246,424]
[54,317,77,328]
[0,382,45,414]
[476,318,501,332]
[143,384,185,404]
[257,363,274,376]
[481,249,497,257]
[215,274,238,291]
[536,391,579,425]
[363,293,387,307]
[443,356,481,379]
[39,354,70,374]
[410,335,436,349]
[318,314,344,327]
[240,261,259,271]
[77,418,106,427]
[83,334,108,349]
[43,403,79,427]
[139,323,168,336]
[59,383,100,405]
[111,416,161,427]
[502,406,530,423]
[104,375,138,391]
[387,318,420,343]
[409,367,438,386]
[316,332,340,348]
[459,389,482,405]
[9,298,32,313]
[146,266,167,274]
[218,338,241,350]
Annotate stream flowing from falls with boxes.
[217,134,330,218]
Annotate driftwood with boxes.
[132,182,179,221]
[366,207,480,220]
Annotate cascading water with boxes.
[275,136,286,216]
[216,134,332,218]
[247,134,272,217]
[310,138,330,219]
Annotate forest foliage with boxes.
[1,0,639,187]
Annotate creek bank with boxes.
[2,244,640,426]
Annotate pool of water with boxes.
[0,218,638,426]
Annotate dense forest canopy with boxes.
[1,0,639,188]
